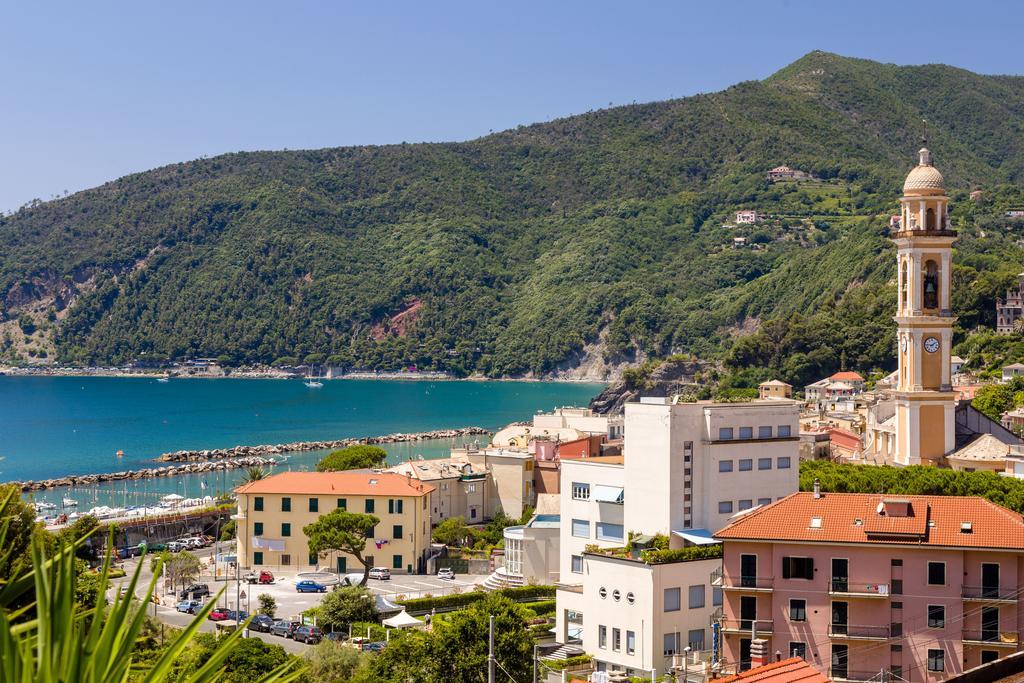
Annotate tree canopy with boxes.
[303,510,380,585]
[315,445,388,472]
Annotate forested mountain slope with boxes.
[3,51,1024,379]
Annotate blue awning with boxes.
[592,485,624,504]
[671,528,719,546]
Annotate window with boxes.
[738,499,753,511]
[599,625,607,649]
[393,524,403,539]
[308,552,318,566]
[757,497,772,506]
[782,556,814,580]
[571,555,583,573]
[388,499,404,514]
[713,587,723,606]
[281,523,291,537]
[719,460,734,473]
[928,649,944,673]
[397,499,403,513]
[281,554,291,566]
[891,622,903,637]
[789,599,807,621]
[718,427,734,440]
[281,497,291,512]
[982,651,999,665]
[891,645,902,653]
[596,522,624,542]
[778,425,792,437]
[928,605,945,628]
[688,585,705,609]
[365,525,375,539]
[718,501,734,514]
[777,457,791,469]
[664,631,680,656]
[891,579,903,595]
[253,522,264,536]
[758,458,772,470]
[612,589,621,602]
[392,554,403,569]
[626,630,636,655]
[790,642,807,660]
[758,426,773,439]
[739,459,752,471]
[309,497,318,513]
[891,601,903,610]
[928,562,946,586]
[612,628,621,652]
[891,558,902,566]
[253,551,263,565]
[688,629,705,651]
[337,498,346,509]
[571,519,589,538]
[626,592,635,604]
[599,587,607,599]
[572,482,590,500]
[664,587,681,612]
[253,496,264,512]
[364,499,375,513]
[739,427,753,439]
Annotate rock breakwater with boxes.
[156,427,491,462]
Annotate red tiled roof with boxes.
[715,492,1024,550]
[827,428,862,450]
[235,471,435,497]
[828,371,864,382]
[717,658,828,683]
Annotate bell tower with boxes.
[892,145,957,465]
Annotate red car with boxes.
[208,608,230,621]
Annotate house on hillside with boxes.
[1002,363,1024,382]
[997,274,1024,333]
[735,210,760,224]
[758,379,792,400]
[766,166,814,183]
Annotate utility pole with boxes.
[532,643,538,683]
[488,615,495,683]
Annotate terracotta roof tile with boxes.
[715,492,1024,550]
[235,471,435,497]
[717,658,828,683]
[829,371,865,382]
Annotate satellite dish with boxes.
[876,502,885,514]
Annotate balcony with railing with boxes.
[827,624,890,641]
[828,580,890,598]
[962,630,1019,647]
[962,586,1019,603]
[720,619,773,635]
[722,575,774,592]
[829,669,888,682]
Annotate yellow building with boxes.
[757,379,793,400]
[234,471,435,575]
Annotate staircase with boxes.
[481,566,526,590]
[540,644,586,661]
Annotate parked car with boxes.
[146,542,167,552]
[295,580,327,593]
[363,641,387,652]
[118,585,131,597]
[208,608,230,621]
[166,541,186,553]
[292,625,323,644]
[437,567,455,580]
[250,615,276,632]
[181,583,210,599]
[244,570,275,584]
[181,537,207,549]
[271,621,301,638]
[324,631,345,642]
[368,567,391,580]
[226,610,249,621]
[175,599,202,614]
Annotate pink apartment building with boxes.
[714,489,1024,682]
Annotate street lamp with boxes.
[682,646,692,683]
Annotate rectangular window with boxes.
[777,457,792,469]
[688,585,705,609]
[718,501,734,514]
[389,499,395,514]
[892,602,903,610]
[571,555,583,573]
[757,497,772,506]
[891,622,903,637]
[719,460,734,472]
[596,522,624,542]
[664,587,681,612]
[778,425,792,437]
[738,499,753,511]
[891,579,903,595]
[718,427,734,440]
[599,625,607,649]
[790,642,807,660]
[572,482,590,500]
[758,458,772,470]
[281,554,291,566]
[253,551,263,566]
[571,519,589,538]
[713,587,723,606]
[365,499,375,514]
[891,559,903,566]
[392,524,403,539]
[891,644,902,653]
[928,649,944,672]
[758,426,773,439]
[309,497,319,513]
[928,605,945,628]
[739,426,753,439]
[397,499,403,513]
[626,630,636,655]
[365,525,375,539]
[281,497,291,512]
[612,628,621,652]
[739,459,752,471]
[253,522,264,535]
[664,631,680,656]
[392,554,402,569]
[782,556,814,580]
[337,498,346,509]
[281,522,291,537]
[790,599,807,621]
[688,629,705,651]
[308,552,318,566]
[928,562,946,586]
[253,496,264,512]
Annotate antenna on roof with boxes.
[921,118,929,147]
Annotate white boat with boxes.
[304,365,324,388]
[157,375,170,383]
[62,497,78,507]
[35,501,57,511]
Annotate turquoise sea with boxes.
[0,377,603,508]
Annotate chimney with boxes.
[749,638,769,669]
[775,650,782,663]
[813,478,821,499]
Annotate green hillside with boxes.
[3,51,1024,379]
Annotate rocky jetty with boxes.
[157,427,491,463]
[14,456,278,493]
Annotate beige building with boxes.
[484,514,561,588]
[758,379,792,400]
[385,458,488,525]
[234,471,435,575]
[451,446,536,519]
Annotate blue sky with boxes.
[2,1,1023,212]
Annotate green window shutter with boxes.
[281,497,291,512]
[337,498,346,509]
[309,497,319,513]
[254,497,263,512]
[254,522,264,536]
[282,523,291,537]
[393,525,403,539]
[392,554,403,569]
[365,499,375,513]
[253,552,263,566]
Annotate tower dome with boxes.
[903,147,945,195]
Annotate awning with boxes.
[671,528,719,546]
[251,537,286,551]
[383,610,425,629]
[592,485,624,504]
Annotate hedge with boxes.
[397,585,555,613]
[524,599,556,617]
[640,543,723,565]
[545,654,593,671]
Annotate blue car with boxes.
[176,599,201,614]
[295,580,327,593]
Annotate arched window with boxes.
[900,260,908,311]
[923,260,939,310]
[926,207,936,230]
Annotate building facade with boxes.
[385,458,488,525]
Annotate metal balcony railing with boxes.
[720,619,773,634]
[724,576,774,590]
[828,669,888,682]
[962,586,1018,601]
[828,623,890,640]
[962,630,1018,645]
[828,580,890,597]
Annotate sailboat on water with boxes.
[304,364,323,388]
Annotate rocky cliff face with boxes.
[588,357,714,415]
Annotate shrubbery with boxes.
[396,585,555,613]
